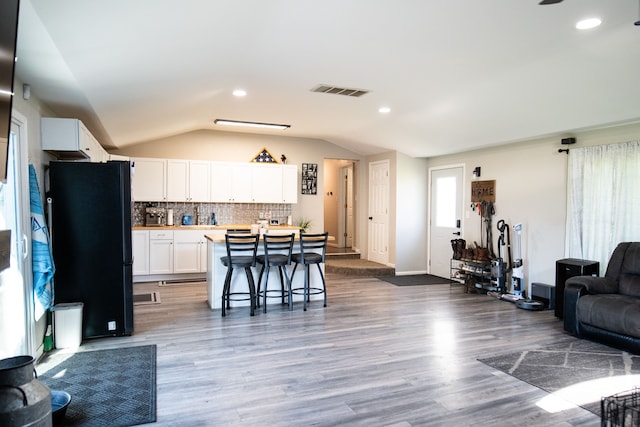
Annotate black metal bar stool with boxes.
[290,232,329,311]
[220,233,259,316]
[256,233,295,313]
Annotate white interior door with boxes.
[429,166,463,278]
[368,160,389,264]
[0,112,34,358]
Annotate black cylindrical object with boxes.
[0,355,52,426]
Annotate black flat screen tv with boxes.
[0,0,21,182]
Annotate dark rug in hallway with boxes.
[133,291,161,305]
[479,340,640,417]
[37,345,157,426]
[377,274,450,286]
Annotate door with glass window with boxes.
[429,166,463,278]
[0,112,33,358]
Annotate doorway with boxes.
[323,159,357,252]
[0,111,35,358]
[368,160,389,265]
[429,165,464,278]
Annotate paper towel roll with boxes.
[167,209,174,226]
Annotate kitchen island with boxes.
[132,224,301,282]
[205,230,325,311]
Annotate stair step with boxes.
[326,252,361,260]
[325,258,395,277]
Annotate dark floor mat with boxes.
[37,345,157,426]
[377,274,451,286]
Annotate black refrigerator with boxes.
[48,161,134,339]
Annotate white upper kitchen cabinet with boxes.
[188,160,211,202]
[132,158,167,201]
[210,162,252,203]
[166,159,188,202]
[251,163,283,203]
[41,117,109,162]
[166,159,211,202]
[282,164,298,203]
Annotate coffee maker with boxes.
[145,207,166,226]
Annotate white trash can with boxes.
[53,302,83,349]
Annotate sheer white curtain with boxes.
[565,140,640,274]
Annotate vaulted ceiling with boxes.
[14,0,640,157]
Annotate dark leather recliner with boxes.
[564,242,640,353]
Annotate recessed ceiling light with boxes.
[232,89,247,97]
[378,106,391,114]
[576,17,602,30]
[214,119,290,130]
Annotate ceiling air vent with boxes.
[311,84,369,98]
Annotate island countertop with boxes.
[133,224,300,231]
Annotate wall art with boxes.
[301,163,318,195]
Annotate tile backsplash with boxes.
[134,202,292,226]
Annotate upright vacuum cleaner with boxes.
[491,219,511,294]
[488,221,544,310]
[488,220,523,302]
[511,223,524,297]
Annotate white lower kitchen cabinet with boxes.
[149,230,174,274]
[173,230,208,273]
[132,230,149,275]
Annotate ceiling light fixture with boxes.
[378,106,391,114]
[214,119,290,130]
[576,17,602,30]
[232,89,247,97]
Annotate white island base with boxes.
[205,235,325,311]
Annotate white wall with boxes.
[426,122,640,292]
[396,153,429,274]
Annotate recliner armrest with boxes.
[564,282,589,335]
[566,275,617,294]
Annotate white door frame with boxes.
[428,164,465,277]
[337,163,354,249]
[0,110,36,357]
[368,160,390,265]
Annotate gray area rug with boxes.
[377,274,450,286]
[37,345,157,426]
[479,340,640,417]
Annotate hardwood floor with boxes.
[70,276,601,426]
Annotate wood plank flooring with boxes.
[69,276,601,426]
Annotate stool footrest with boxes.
[291,287,325,296]
[226,292,254,302]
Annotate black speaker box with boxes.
[531,282,555,310]
[561,137,576,145]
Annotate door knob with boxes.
[368,216,373,220]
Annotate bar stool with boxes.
[256,233,295,313]
[290,232,329,311]
[220,233,259,316]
